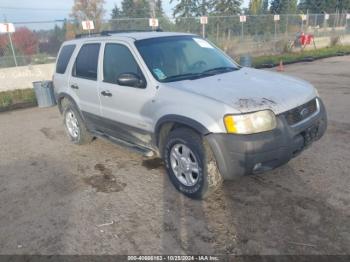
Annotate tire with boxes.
[62,101,93,145]
[163,127,223,199]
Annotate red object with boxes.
[299,33,314,45]
[0,27,38,56]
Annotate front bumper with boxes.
[206,98,327,180]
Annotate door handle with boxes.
[70,84,79,89]
[101,90,112,97]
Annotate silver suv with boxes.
[53,31,327,199]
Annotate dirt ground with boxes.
[0,56,349,255]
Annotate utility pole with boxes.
[3,15,17,67]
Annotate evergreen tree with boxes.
[111,4,121,18]
[262,0,269,13]
[199,0,212,15]
[211,0,242,15]
[121,0,150,18]
[270,0,297,14]
[171,0,200,17]
[298,0,349,13]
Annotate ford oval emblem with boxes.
[300,108,309,117]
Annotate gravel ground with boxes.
[0,56,349,255]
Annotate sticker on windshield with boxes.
[193,38,214,49]
[153,68,166,80]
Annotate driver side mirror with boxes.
[117,73,146,88]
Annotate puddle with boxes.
[142,158,164,170]
[83,163,127,193]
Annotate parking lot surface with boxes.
[0,56,349,255]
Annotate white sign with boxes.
[200,16,208,25]
[0,23,15,33]
[239,15,246,23]
[301,14,307,21]
[346,14,350,19]
[274,15,280,21]
[82,20,94,30]
[149,18,159,27]
[324,14,329,20]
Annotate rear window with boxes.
[56,45,75,74]
[73,43,100,80]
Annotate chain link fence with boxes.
[0,13,349,68]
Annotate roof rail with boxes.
[75,32,101,39]
[75,28,163,39]
[100,28,163,36]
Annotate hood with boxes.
[165,67,317,114]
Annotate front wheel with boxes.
[163,128,222,199]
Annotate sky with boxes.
[0,0,250,29]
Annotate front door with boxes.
[98,42,155,146]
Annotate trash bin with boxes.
[239,55,252,67]
[32,81,56,108]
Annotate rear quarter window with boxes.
[56,44,76,74]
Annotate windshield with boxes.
[135,36,239,82]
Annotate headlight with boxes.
[224,110,277,134]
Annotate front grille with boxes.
[283,99,318,125]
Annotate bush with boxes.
[0,89,37,110]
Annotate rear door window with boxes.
[56,44,75,74]
[73,43,100,80]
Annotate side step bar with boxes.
[92,130,156,157]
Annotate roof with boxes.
[108,31,195,40]
[64,31,196,45]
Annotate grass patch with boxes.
[253,45,350,68]
[0,88,37,111]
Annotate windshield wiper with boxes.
[162,73,202,82]
[162,67,238,82]
[201,66,237,75]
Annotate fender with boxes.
[56,92,85,121]
[154,114,210,146]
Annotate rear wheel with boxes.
[63,102,93,145]
[163,127,222,199]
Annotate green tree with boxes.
[171,0,200,17]
[270,0,297,14]
[211,0,242,15]
[110,0,150,30]
[262,0,269,13]
[111,4,121,18]
[121,0,150,18]
[249,0,263,14]
[298,0,349,13]
[199,0,212,15]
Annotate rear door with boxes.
[53,44,76,96]
[98,41,156,146]
[69,42,102,127]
